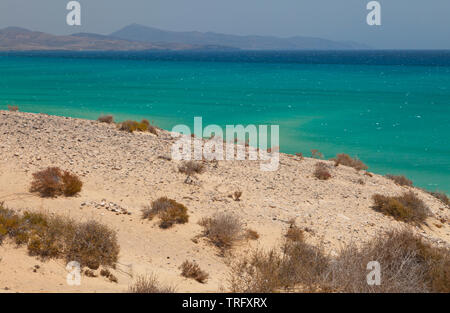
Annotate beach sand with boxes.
[0,110,448,292]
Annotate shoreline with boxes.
[4,107,449,193]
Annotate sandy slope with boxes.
[0,111,448,293]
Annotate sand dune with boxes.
[0,110,448,292]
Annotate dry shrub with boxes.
[30,167,82,197]
[279,239,330,291]
[331,153,368,171]
[118,119,158,135]
[180,260,209,283]
[229,248,285,293]
[178,161,205,183]
[325,229,450,293]
[159,204,189,229]
[65,220,120,269]
[128,274,176,293]
[229,230,329,292]
[0,206,119,269]
[142,197,189,228]
[7,105,18,112]
[199,213,243,251]
[385,174,413,187]
[372,192,431,224]
[97,115,114,124]
[295,152,304,160]
[61,171,83,196]
[119,120,139,132]
[229,227,449,293]
[30,167,63,197]
[314,162,331,180]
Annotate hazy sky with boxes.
[0,0,449,49]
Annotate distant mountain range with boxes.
[0,25,370,51]
[111,24,369,50]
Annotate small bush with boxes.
[295,152,304,160]
[119,120,139,132]
[180,260,209,283]
[199,213,243,251]
[97,115,114,124]
[142,197,189,228]
[331,153,368,171]
[137,120,149,132]
[118,119,158,134]
[314,163,331,180]
[7,105,18,112]
[61,171,83,196]
[159,204,189,229]
[385,174,413,187]
[128,274,176,293]
[65,220,120,269]
[372,192,431,224]
[229,248,285,293]
[30,167,82,197]
[178,161,205,183]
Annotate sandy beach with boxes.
[0,110,448,293]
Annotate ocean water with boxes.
[0,51,449,192]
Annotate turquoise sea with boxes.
[0,51,449,192]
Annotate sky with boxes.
[0,0,449,49]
